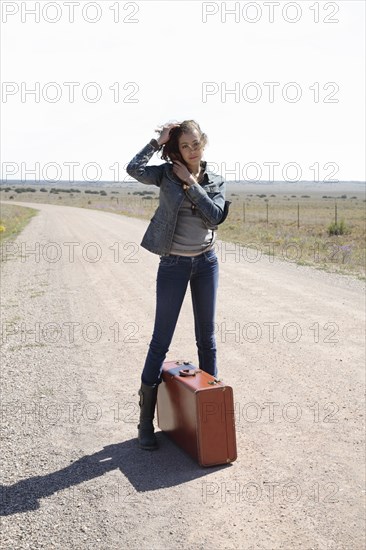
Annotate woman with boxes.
[126,120,230,450]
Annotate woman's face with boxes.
[177,129,204,167]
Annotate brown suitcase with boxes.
[156,360,237,467]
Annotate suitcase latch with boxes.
[207,378,223,385]
[179,368,197,377]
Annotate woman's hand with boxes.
[172,160,194,186]
[154,121,180,146]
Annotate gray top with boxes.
[169,195,216,256]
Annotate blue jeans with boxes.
[141,248,219,386]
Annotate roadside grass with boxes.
[1,185,365,278]
[218,196,365,278]
[0,203,39,245]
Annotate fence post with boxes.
[297,203,300,229]
[335,201,338,225]
[243,201,246,223]
[266,202,268,225]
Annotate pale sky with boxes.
[1,0,365,183]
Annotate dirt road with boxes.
[1,201,365,550]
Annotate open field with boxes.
[1,180,365,278]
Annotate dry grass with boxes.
[221,192,365,277]
[0,203,39,245]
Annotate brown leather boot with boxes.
[137,382,158,450]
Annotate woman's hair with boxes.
[158,120,208,165]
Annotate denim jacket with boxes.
[126,141,231,256]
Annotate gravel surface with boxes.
[1,201,365,550]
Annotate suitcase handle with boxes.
[179,368,197,377]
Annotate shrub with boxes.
[14,187,36,193]
[327,219,349,236]
[133,190,155,196]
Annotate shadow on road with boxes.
[1,433,233,515]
